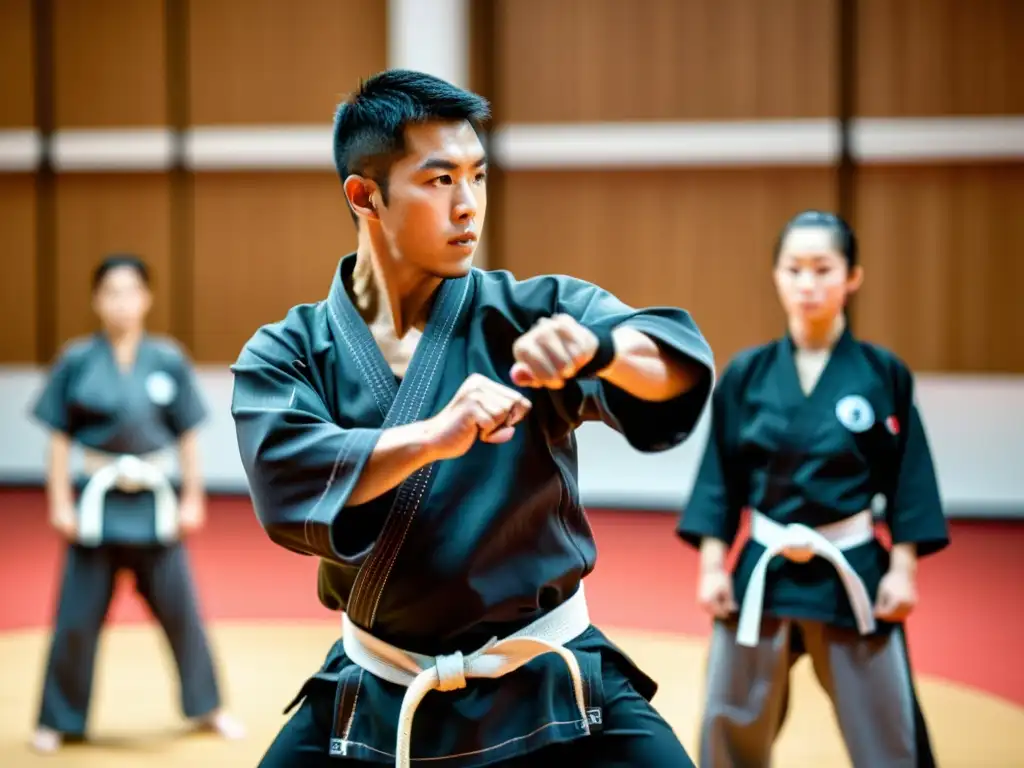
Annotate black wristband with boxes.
[575,324,617,379]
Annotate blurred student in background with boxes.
[678,211,948,767]
[29,254,244,754]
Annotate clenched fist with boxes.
[510,314,603,389]
[874,568,917,622]
[424,374,533,461]
[698,568,738,619]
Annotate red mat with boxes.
[1,489,1021,707]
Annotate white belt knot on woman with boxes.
[737,510,877,647]
[338,584,593,768]
[78,448,179,547]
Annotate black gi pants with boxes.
[258,655,695,767]
[36,542,222,736]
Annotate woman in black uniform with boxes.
[29,255,245,753]
[678,211,950,767]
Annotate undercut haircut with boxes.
[332,69,491,221]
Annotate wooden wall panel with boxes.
[188,0,387,124]
[54,175,173,346]
[191,173,354,362]
[854,164,1024,373]
[0,175,38,362]
[856,0,1024,117]
[0,0,35,127]
[493,0,837,123]
[496,168,837,366]
[52,0,167,127]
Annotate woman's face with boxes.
[773,225,862,324]
[92,265,152,333]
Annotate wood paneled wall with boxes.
[493,0,838,123]
[500,168,835,366]
[1,0,384,365]
[488,0,1024,371]
[185,0,384,361]
[52,0,168,127]
[1,0,1021,372]
[490,0,840,365]
[851,0,1024,372]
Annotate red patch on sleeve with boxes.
[885,415,900,435]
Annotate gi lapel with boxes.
[326,255,473,627]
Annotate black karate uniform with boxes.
[678,329,950,768]
[231,254,716,766]
[32,333,224,738]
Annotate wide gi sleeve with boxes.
[555,277,715,452]
[676,361,748,548]
[885,366,949,557]
[30,344,79,435]
[164,345,208,436]
[230,318,384,561]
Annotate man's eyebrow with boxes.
[418,156,488,172]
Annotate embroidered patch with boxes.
[586,707,603,726]
[145,371,177,406]
[885,415,901,435]
[835,394,874,433]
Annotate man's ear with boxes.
[344,175,379,220]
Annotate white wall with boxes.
[1,366,1021,518]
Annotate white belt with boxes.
[78,448,179,547]
[339,584,593,768]
[737,510,876,648]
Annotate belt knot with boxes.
[434,651,467,692]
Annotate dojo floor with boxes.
[1,488,1022,767]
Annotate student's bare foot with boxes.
[196,710,246,740]
[28,727,62,754]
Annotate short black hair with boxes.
[92,253,150,291]
[773,210,858,268]
[332,69,491,219]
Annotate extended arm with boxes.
[599,325,707,402]
[509,280,712,454]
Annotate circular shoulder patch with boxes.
[835,394,875,433]
[145,371,178,406]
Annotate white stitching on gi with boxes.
[327,301,391,420]
[363,278,469,623]
[339,668,364,753]
[339,718,588,762]
[347,277,466,617]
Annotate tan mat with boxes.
[1,622,1021,767]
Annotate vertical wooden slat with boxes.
[166,0,194,353]
[836,0,858,328]
[34,0,57,362]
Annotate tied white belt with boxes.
[339,584,593,768]
[78,449,179,548]
[737,510,876,648]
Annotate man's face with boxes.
[376,120,487,278]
